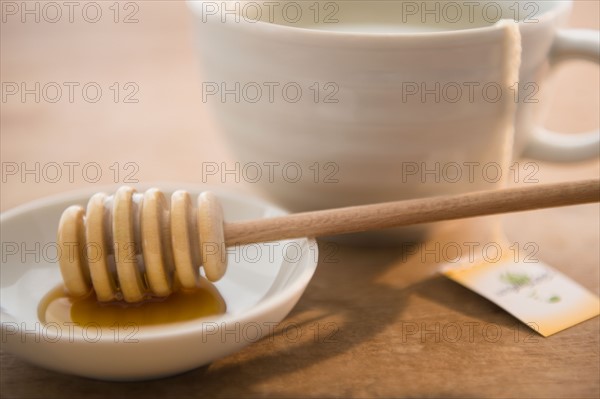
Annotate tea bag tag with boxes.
[442,255,600,337]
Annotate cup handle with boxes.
[524,29,600,162]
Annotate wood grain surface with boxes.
[1,1,598,398]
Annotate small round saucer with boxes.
[0,184,318,380]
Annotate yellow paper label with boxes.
[443,257,600,337]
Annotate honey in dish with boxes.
[38,278,226,328]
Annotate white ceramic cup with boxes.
[188,1,598,220]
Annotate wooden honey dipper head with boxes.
[57,186,227,303]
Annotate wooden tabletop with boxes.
[1,1,598,398]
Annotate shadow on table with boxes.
[413,275,521,331]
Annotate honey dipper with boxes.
[58,180,599,303]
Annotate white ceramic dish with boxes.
[0,184,318,380]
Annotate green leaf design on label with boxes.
[500,272,531,288]
[548,295,561,303]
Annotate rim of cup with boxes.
[186,0,572,38]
